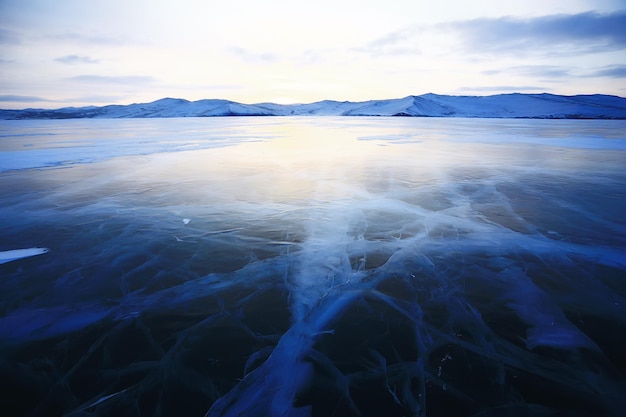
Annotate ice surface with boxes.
[0,117,625,416]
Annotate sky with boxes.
[1,0,625,109]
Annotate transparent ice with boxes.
[0,117,625,416]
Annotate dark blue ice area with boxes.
[0,117,625,416]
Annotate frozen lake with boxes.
[1,117,625,416]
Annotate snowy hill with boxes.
[1,93,625,119]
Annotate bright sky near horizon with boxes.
[1,0,625,109]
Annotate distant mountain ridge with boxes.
[1,93,625,120]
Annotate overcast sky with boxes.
[1,0,625,108]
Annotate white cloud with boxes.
[68,75,155,84]
[0,94,53,102]
[586,65,626,78]
[444,11,626,55]
[55,55,99,64]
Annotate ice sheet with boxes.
[0,117,625,417]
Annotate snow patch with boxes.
[0,247,49,264]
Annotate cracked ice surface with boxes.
[0,117,625,416]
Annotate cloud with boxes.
[446,11,626,55]
[485,64,626,79]
[512,65,571,78]
[228,47,278,63]
[0,95,53,102]
[60,95,127,103]
[352,11,626,59]
[48,32,124,46]
[55,55,99,64]
[353,27,421,56]
[0,28,20,44]
[68,75,155,84]
[587,64,626,78]
[457,86,550,93]
[483,65,571,78]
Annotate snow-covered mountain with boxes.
[2,93,625,119]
